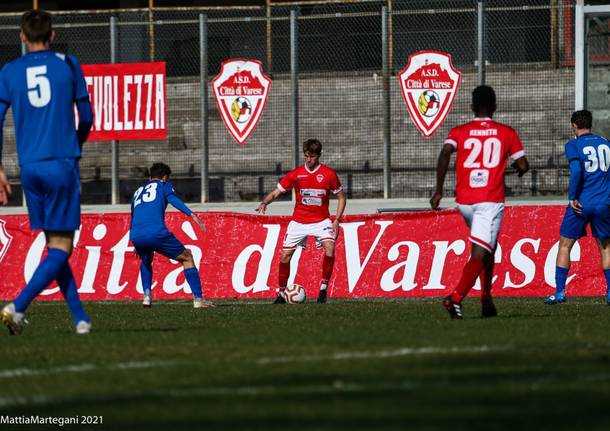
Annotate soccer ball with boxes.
[284,284,306,304]
[417,90,441,117]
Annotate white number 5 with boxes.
[26,66,51,108]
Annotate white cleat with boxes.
[75,320,92,335]
[142,295,152,308]
[193,298,215,309]
[1,303,27,336]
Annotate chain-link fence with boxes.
[0,0,578,205]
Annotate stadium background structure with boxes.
[0,0,608,205]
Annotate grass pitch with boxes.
[1,297,610,430]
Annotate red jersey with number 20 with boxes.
[278,163,342,223]
[444,118,525,204]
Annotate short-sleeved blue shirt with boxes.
[564,132,610,205]
[0,50,89,165]
[130,180,192,238]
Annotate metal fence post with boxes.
[382,6,391,199]
[477,0,486,86]
[200,14,209,203]
[110,16,119,205]
[290,9,299,174]
[21,42,27,208]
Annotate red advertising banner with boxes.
[81,62,167,141]
[0,207,606,301]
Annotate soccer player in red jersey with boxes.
[256,139,346,304]
[430,85,529,319]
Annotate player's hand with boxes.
[0,166,12,206]
[191,213,206,232]
[332,219,340,237]
[256,202,268,214]
[569,199,583,214]
[430,191,442,210]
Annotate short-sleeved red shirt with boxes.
[444,118,525,204]
[278,163,342,223]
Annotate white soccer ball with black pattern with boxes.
[285,284,306,304]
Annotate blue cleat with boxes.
[544,292,566,305]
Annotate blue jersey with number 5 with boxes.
[0,50,88,165]
[565,132,610,205]
[130,180,192,237]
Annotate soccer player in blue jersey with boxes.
[0,10,93,335]
[130,162,211,308]
[545,110,610,305]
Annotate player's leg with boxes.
[443,204,497,319]
[173,247,208,308]
[56,258,90,332]
[138,249,154,307]
[318,240,335,304]
[275,248,296,304]
[312,218,337,304]
[546,206,584,304]
[275,221,307,304]
[2,231,74,335]
[590,204,610,305]
[480,251,497,318]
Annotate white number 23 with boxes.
[133,183,158,207]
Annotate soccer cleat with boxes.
[442,296,463,319]
[316,289,327,304]
[193,298,215,309]
[273,292,286,304]
[1,303,27,335]
[544,292,566,305]
[481,299,497,318]
[75,320,92,334]
[142,295,152,308]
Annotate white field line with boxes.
[0,360,178,379]
[256,345,502,365]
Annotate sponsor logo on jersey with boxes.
[398,51,461,138]
[0,219,13,264]
[213,59,271,145]
[301,188,327,197]
[301,197,323,206]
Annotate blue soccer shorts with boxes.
[560,204,610,240]
[20,158,81,231]
[131,231,186,260]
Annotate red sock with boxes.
[322,255,335,283]
[278,261,290,291]
[451,258,484,303]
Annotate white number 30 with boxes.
[26,65,51,108]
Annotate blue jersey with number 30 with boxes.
[130,180,192,237]
[565,132,610,206]
[0,50,88,165]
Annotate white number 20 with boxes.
[463,137,502,169]
[26,66,51,108]
[133,182,158,207]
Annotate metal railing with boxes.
[0,0,576,205]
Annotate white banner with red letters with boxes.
[81,62,167,141]
[0,207,605,300]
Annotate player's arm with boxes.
[430,143,454,210]
[512,156,529,177]
[75,98,92,148]
[167,193,205,231]
[567,158,584,213]
[332,191,347,235]
[256,188,283,214]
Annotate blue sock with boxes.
[604,269,610,298]
[555,266,569,295]
[140,255,153,296]
[14,248,70,313]
[184,267,202,299]
[57,263,90,324]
